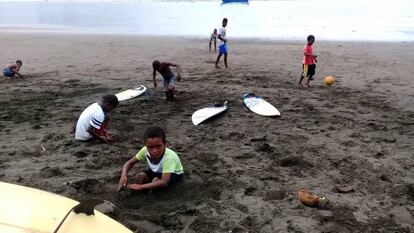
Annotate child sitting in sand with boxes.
[118,126,184,191]
[209,28,218,52]
[3,60,23,78]
[75,94,118,143]
[152,60,181,102]
[299,35,318,87]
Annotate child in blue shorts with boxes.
[3,60,23,78]
[152,60,181,102]
[215,18,228,69]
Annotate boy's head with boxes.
[152,60,161,71]
[213,28,217,33]
[144,127,166,158]
[101,94,118,113]
[222,18,228,27]
[307,35,315,45]
[16,60,22,67]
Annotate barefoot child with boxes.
[3,60,23,78]
[152,60,181,102]
[299,35,318,87]
[118,126,184,191]
[209,28,218,52]
[215,18,228,68]
[75,94,118,143]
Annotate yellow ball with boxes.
[324,76,335,86]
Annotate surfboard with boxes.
[192,101,228,125]
[0,181,133,233]
[115,85,147,102]
[243,93,280,116]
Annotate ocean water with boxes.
[0,0,413,41]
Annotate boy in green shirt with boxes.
[118,127,184,191]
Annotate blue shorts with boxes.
[219,44,228,54]
[3,68,14,77]
[163,74,177,90]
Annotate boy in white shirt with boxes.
[215,18,228,68]
[75,94,118,143]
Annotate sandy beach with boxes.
[0,34,413,232]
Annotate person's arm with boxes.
[118,156,139,190]
[218,34,227,43]
[163,62,179,68]
[153,69,157,88]
[86,124,109,143]
[127,172,171,191]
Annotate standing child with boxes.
[3,60,23,78]
[299,35,318,87]
[152,60,181,102]
[215,18,228,68]
[118,126,184,191]
[209,28,218,52]
[75,94,118,143]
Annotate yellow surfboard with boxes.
[0,181,133,233]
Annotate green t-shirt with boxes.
[135,147,184,174]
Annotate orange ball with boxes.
[324,76,335,86]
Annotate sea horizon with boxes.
[0,0,413,41]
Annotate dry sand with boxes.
[0,34,413,232]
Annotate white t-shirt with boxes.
[75,103,105,140]
[218,27,226,46]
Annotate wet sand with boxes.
[0,34,413,232]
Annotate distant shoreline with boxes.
[1,30,414,43]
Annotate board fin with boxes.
[73,198,104,215]
[53,199,104,233]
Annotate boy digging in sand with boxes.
[299,35,317,87]
[152,60,181,102]
[3,60,23,78]
[118,126,184,191]
[75,94,118,143]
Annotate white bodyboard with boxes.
[243,93,280,116]
[192,101,228,125]
[115,85,147,101]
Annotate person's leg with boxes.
[168,87,174,101]
[224,54,228,68]
[215,53,222,68]
[209,41,212,52]
[167,75,176,101]
[305,75,312,87]
[214,41,217,52]
[163,77,171,101]
[3,68,14,78]
[299,75,305,85]
[135,172,150,184]
[168,173,183,186]
[299,64,308,85]
[305,64,316,87]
